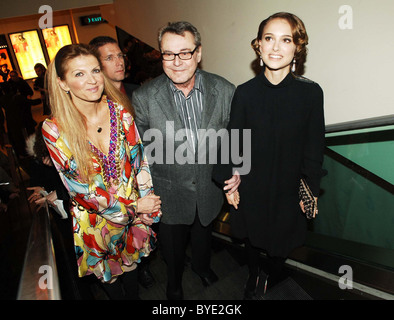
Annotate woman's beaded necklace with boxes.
[89,99,123,187]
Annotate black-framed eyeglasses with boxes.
[161,46,198,61]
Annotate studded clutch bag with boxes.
[299,179,318,219]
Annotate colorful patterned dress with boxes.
[42,98,161,283]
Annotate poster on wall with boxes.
[9,30,47,80]
[42,25,72,61]
[0,34,14,83]
[0,48,13,83]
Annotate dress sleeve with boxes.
[42,118,138,225]
[301,83,325,196]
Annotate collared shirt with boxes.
[170,69,204,154]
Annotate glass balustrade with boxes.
[306,124,394,270]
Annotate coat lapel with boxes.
[153,71,220,156]
[198,72,221,156]
[153,75,183,130]
[200,72,217,130]
[153,74,195,155]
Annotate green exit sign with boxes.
[80,14,108,26]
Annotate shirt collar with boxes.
[169,69,203,95]
[259,70,294,89]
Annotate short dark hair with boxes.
[34,63,46,70]
[89,36,119,58]
[251,12,308,75]
[158,21,201,51]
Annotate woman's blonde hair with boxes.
[46,44,134,182]
[251,12,309,75]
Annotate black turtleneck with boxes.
[213,70,325,257]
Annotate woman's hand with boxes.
[225,190,240,209]
[138,213,154,226]
[299,197,318,218]
[42,156,53,167]
[33,196,47,210]
[45,191,58,207]
[27,186,45,203]
[299,200,305,213]
[136,194,161,215]
[28,187,58,211]
[136,194,161,226]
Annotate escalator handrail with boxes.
[324,147,393,194]
[16,202,61,300]
[325,114,394,134]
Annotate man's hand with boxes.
[223,170,241,195]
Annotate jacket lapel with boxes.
[200,72,217,130]
[153,72,220,156]
[153,74,195,155]
[153,75,183,131]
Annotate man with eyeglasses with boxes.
[132,21,240,300]
[89,36,140,102]
[89,36,156,291]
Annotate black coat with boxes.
[213,71,325,258]
[122,81,140,101]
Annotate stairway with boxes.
[139,238,248,300]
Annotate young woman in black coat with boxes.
[214,12,325,299]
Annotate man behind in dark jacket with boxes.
[89,36,139,102]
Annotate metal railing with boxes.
[325,114,394,133]
[17,202,61,300]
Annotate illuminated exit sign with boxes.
[80,14,108,26]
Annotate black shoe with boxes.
[192,268,219,287]
[243,270,268,300]
[243,273,259,300]
[138,268,155,289]
[254,271,269,300]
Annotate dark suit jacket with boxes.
[122,82,140,101]
[132,70,235,226]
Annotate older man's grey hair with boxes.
[158,21,201,50]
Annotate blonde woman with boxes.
[42,44,161,299]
